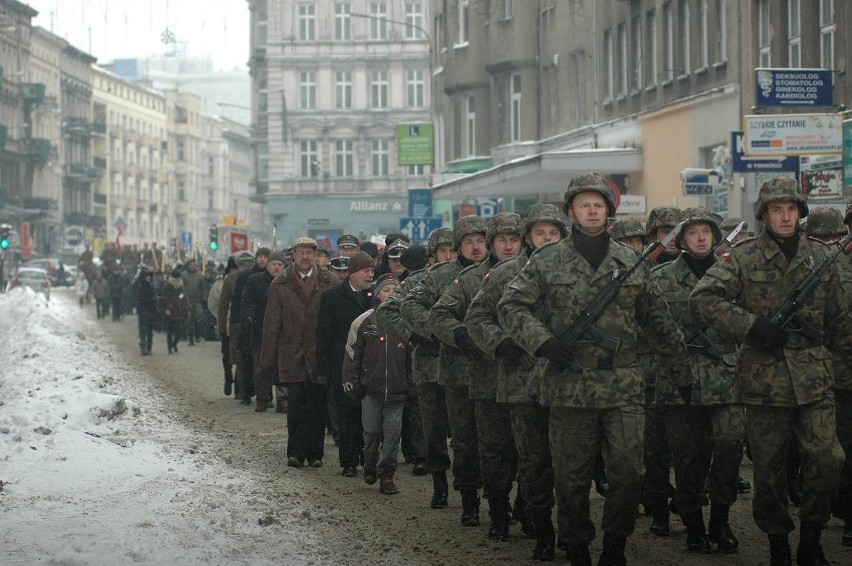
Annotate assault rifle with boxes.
[763,231,852,359]
[519,222,684,371]
[683,325,725,361]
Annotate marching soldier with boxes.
[465,203,567,560]
[690,178,852,566]
[609,218,645,254]
[646,206,682,266]
[429,213,523,541]
[652,207,744,554]
[498,173,692,565]
[401,216,488,527]
[382,228,456,509]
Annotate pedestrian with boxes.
[90,272,110,319]
[329,252,349,283]
[230,248,270,405]
[134,266,158,355]
[403,216,489,527]
[74,271,89,308]
[241,250,287,412]
[162,269,190,354]
[262,237,338,468]
[336,234,360,257]
[653,207,744,554]
[217,251,256,398]
[498,173,693,565]
[430,212,523,542]
[374,233,411,279]
[690,178,851,566]
[181,258,206,345]
[108,269,125,322]
[343,274,408,494]
[316,251,376,477]
[609,217,645,254]
[208,257,240,395]
[466,203,567,559]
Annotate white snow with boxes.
[0,288,317,565]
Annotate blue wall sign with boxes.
[755,68,834,107]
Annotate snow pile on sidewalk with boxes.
[0,288,316,565]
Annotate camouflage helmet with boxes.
[755,177,809,220]
[609,218,645,242]
[645,206,683,239]
[804,207,846,237]
[562,173,617,217]
[452,215,488,249]
[676,207,723,250]
[845,199,852,226]
[521,203,568,242]
[486,212,522,246]
[427,227,453,256]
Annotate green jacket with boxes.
[689,232,852,407]
[466,252,546,403]
[835,252,852,391]
[652,255,739,406]
[429,257,496,396]
[399,260,465,385]
[376,269,438,385]
[497,237,691,409]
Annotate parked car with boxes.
[24,258,71,287]
[9,266,51,299]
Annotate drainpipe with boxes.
[592,0,598,132]
[536,0,542,142]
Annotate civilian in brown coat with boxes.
[262,237,338,468]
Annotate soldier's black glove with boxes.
[495,338,527,361]
[678,385,693,405]
[454,328,484,361]
[536,337,575,369]
[410,333,438,349]
[748,316,786,357]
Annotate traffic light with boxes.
[208,224,219,251]
[0,224,10,250]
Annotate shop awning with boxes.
[432,147,642,200]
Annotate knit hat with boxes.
[400,245,429,270]
[255,247,272,257]
[372,273,399,294]
[347,250,375,274]
[267,251,288,264]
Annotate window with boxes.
[663,2,674,81]
[299,4,316,41]
[370,2,387,40]
[335,140,353,177]
[758,0,770,67]
[717,0,727,62]
[207,190,214,211]
[459,0,469,44]
[820,0,835,69]
[408,165,425,175]
[699,0,709,68]
[371,70,388,108]
[465,96,475,157]
[299,71,316,109]
[631,16,642,91]
[371,139,389,176]
[405,3,424,39]
[510,73,521,142]
[647,9,657,86]
[504,0,513,19]
[257,144,268,182]
[617,23,627,96]
[257,79,268,125]
[300,140,318,178]
[406,69,424,107]
[254,10,267,49]
[788,0,801,68]
[680,0,691,74]
[335,3,351,40]
[604,29,614,100]
[177,140,185,161]
[335,71,352,109]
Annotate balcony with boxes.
[22,83,46,105]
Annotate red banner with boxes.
[230,231,248,252]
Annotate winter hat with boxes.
[400,245,429,270]
[267,251,288,264]
[347,250,375,274]
[359,241,379,259]
[372,273,399,294]
[235,251,255,267]
[255,247,272,258]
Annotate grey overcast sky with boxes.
[24,0,249,70]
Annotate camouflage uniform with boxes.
[690,178,851,563]
[498,175,692,555]
[610,217,645,246]
[653,207,745,553]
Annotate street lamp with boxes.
[350,12,432,76]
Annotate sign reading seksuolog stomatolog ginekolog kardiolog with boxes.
[743,114,842,157]
[755,68,834,107]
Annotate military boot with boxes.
[512,490,536,537]
[683,510,712,553]
[460,489,481,527]
[140,343,149,356]
[597,532,627,566]
[487,494,510,541]
[796,522,829,566]
[379,472,399,495]
[708,504,738,554]
[430,472,448,509]
[146,341,152,355]
[565,543,592,566]
[769,534,792,566]
[646,496,670,536]
[531,508,555,561]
